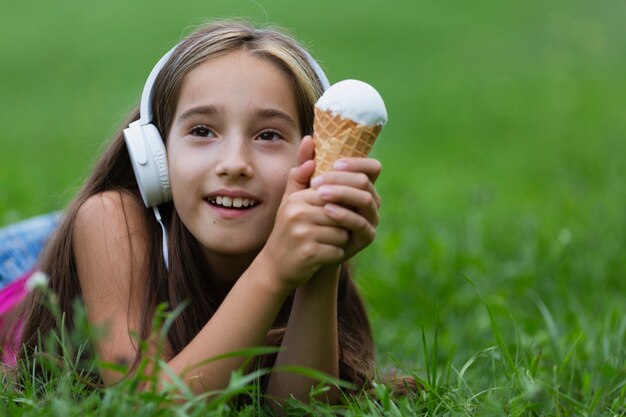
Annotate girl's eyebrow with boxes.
[177,104,223,121]
[255,108,298,129]
[177,105,297,129]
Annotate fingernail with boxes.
[318,186,333,198]
[333,160,348,170]
[325,204,338,214]
[310,176,323,188]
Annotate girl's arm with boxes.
[265,265,341,405]
[265,156,382,404]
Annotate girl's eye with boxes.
[190,125,215,137]
[257,130,283,141]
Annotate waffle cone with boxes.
[312,107,382,177]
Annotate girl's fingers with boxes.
[310,169,381,209]
[308,243,345,266]
[314,225,350,247]
[331,157,382,183]
[297,135,315,165]
[316,185,379,226]
[283,190,343,227]
[324,203,376,247]
[283,201,341,227]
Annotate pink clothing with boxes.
[0,272,29,317]
[0,270,30,367]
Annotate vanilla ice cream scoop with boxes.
[315,79,387,126]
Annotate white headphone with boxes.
[122,40,330,267]
[123,47,176,209]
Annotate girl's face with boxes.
[167,50,302,260]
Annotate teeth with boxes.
[210,196,257,208]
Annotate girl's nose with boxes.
[214,137,253,178]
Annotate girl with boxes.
[0,20,382,403]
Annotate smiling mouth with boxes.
[207,196,258,209]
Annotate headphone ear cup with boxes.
[123,121,171,207]
[142,123,171,204]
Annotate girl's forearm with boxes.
[159,253,290,394]
[266,265,341,405]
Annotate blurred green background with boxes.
[2,0,626,376]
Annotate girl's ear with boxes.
[297,135,315,165]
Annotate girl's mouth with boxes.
[205,196,259,219]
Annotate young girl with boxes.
[1,20,382,403]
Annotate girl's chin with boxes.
[198,236,266,258]
[184,214,272,257]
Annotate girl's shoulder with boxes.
[74,190,150,263]
[75,190,147,234]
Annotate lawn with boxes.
[2,0,626,414]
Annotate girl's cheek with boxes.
[272,169,290,192]
[170,147,210,175]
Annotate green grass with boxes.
[2,0,626,414]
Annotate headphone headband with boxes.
[138,47,176,126]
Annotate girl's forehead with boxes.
[186,50,282,82]
[174,50,300,122]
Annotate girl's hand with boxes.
[309,157,382,263]
[259,137,349,292]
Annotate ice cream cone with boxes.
[313,106,382,177]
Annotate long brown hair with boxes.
[4,20,375,388]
